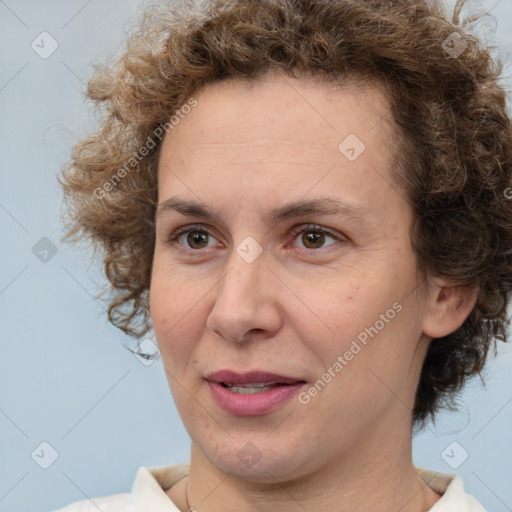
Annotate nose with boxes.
[206,247,283,344]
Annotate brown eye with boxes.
[186,231,210,249]
[290,224,340,250]
[167,224,219,250]
[301,231,326,249]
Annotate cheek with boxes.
[313,298,422,417]
[291,275,396,350]
[149,263,206,362]
[294,272,418,388]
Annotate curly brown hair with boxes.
[60,0,512,426]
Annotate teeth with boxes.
[221,382,284,394]
[238,382,276,387]
[226,385,276,394]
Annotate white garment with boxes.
[53,464,487,511]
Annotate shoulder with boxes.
[416,467,487,512]
[52,493,130,512]
[51,463,190,512]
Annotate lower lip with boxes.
[207,381,306,416]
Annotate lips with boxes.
[205,370,307,415]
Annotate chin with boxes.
[198,436,316,483]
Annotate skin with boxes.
[149,72,478,512]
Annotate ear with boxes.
[422,278,479,339]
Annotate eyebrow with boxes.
[157,196,371,226]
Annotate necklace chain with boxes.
[185,475,198,512]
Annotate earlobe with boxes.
[422,278,479,339]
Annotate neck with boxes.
[173,415,440,512]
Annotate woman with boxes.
[55,0,512,510]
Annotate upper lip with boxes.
[206,370,305,385]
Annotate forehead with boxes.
[160,72,396,164]
[156,73,404,223]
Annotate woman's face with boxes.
[150,74,432,481]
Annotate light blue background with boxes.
[1,1,511,511]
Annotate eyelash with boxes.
[166,223,345,254]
